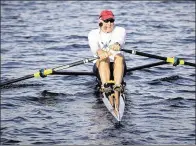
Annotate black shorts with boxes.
[93,61,127,81]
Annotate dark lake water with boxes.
[1,1,195,145]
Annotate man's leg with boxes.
[96,58,111,85]
[113,54,125,85]
[113,54,125,114]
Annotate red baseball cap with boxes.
[99,10,114,20]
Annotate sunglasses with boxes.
[103,18,115,23]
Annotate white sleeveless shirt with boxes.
[88,26,126,62]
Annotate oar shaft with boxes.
[123,49,167,60]
[122,49,196,67]
[53,61,167,75]
[52,71,95,76]
[1,57,97,87]
[184,61,196,67]
[53,58,96,71]
[127,61,167,72]
[0,74,34,87]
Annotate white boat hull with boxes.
[102,92,125,122]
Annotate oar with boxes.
[51,61,167,75]
[52,71,95,76]
[122,49,196,67]
[126,61,168,72]
[0,57,97,87]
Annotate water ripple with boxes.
[1,1,195,145]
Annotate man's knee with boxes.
[97,58,110,68]
[114,54,124,62]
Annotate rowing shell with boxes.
[102,92,125,121]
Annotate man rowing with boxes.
[88,10,127,115]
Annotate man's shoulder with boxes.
[114,26,126,32]
[88,28,99,36]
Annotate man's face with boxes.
[101,18,115,33]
